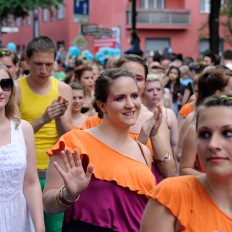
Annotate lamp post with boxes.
[125,0,143,56]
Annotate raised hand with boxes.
[150,104,163,137]
[53,148,94,200]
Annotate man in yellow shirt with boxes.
[15,36,72,232]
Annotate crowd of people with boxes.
[0,35,232,232]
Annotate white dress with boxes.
[0,120,34,232]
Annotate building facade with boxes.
[2,0,231,59]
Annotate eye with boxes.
[115,96,124,101]
[198,131,211,139]
[135,75,144,82]
[131,93,139,99]
[223,130,232,138]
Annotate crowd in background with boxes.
[1,36,232,232]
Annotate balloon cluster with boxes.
[95,48,121,65]
[68,46,121,66]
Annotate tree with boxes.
[220,0,232,46]
[209,0,221,54]
[0,0,64,48]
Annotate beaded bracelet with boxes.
[55,186,80,208]
[154,152,170,165]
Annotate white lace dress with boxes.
[0,120,34,232]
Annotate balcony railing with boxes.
[127,9,190,26]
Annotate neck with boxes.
[72,111,82,119]
[143,102,156,112]
[199,175,232,209]
[99,119,131,142]
[0,111,10,127]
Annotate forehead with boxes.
[81,70,93,77]
[120,62,145,77]
[72,89,84,95]
[0,69,10,79]
[170,68,178,73]
[109,76,137,93]
[0,56,14,65]
[29,51,55,61]
[146,81,161,88]
[197,106,232,127]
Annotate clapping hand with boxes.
[142,104,163,137]
[150,104,163,137]
[42,96,68,123]
[53,148,94,200]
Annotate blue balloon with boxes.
[7,42,16,51]
[95,51,104,60]
[68,46,80,57]
[109,48,116,56]
[85,52,94,61]
[101,48,111,57]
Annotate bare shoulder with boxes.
[21,119,34,135]
[185,111,196,123]
[58,80,72,95]
[13,79,22,104]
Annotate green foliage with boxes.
[0,0,64,19]
[221,0,232,16]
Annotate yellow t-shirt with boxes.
[18,76,59,170]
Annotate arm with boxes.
[167,109,179,157]
[43,149,93,214]
[179,124,202,176]
[138,105,176,177]
[176,112,195,162]
[56,82,73,136]
[140,199,178,232]
[181,88,191,106]
[22,120,45,232]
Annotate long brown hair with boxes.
[0,63,21,127]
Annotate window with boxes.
[42,9,48,22]
[16,18,20,27]
[57,4,65,20]
[200,0,224,14]
[9,15,14,26]
[199,38,223,56]
[146,38,170,57]
[140,0,165,9]
[27,12,31,26]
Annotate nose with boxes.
[125,97,134,108]
[208,134,221,151]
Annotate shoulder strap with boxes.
[137,141,149,166]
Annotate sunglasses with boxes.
[0,78,13,91]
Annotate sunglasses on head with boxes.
[0,78,13,91]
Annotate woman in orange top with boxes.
[140,95,232,231]
[82,54,176,180]
[42,68,168,232]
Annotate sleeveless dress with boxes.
[0,120,34,232]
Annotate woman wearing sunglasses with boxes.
[0,63,44,231]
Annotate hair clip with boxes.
[220,94,232,100]
[123,70,133,76]
[0,50,6,55]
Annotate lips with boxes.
[206,157,228,163]
[123,111,135,116]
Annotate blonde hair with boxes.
[146,72,164,89]
[0,62,21,127]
